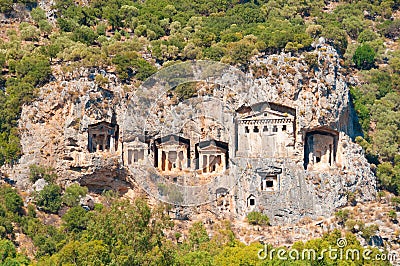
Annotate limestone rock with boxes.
[3,44,377,224]
[33,179,48,192]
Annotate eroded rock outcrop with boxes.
[5,40,376,224]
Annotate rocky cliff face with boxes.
[5,39,376,224]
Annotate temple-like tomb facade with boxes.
[123,137,148,165]
[236,104,295,158]
[304,127,339,170]
[155,135,190,172]
[88,122,119,153]
[196,140,228,174]
[256,166,282,192]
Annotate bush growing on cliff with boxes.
[335,209,351,226]
[361,224,379,242]
[246,211,270,226]
[29,164,57,183]
[0,239,30,265]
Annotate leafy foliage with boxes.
[0,184,393,265]
[62,206,89,233]
[34,184,62,213]
[62,183,88,207]
[246,211,270,226]
[0,239,29,265]
[0,0,399,263]
[335,209,351,226]
[112,51,157,81]
[353,44,376,70]
[0,185,23,214]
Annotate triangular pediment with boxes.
[88,121,117,131]
[197,140,228,152]
[241,109,292,121]
[256,166,282,177]
[155,134,189,147]
[198,145,226,153]
[125,137,148,149]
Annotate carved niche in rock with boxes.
[123,136,148,165]
[196,139,228,174]
[236,103,295,158]
[154,134,190,173]
[88,121,119,153]
[304,127,339,170]
[256,166,282,192]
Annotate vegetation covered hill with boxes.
[0,0,400,264]
[0,181,398,265]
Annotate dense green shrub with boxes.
[353,44,375,70]
[0,239,29,265]
[246,211,270,226]
[62,206,89,232]
[35,184,62,213]
[174,82,198,101]
[361,224,379,242]
[62,184,88,207]
[0,185,23,214]
[112,51,157,81]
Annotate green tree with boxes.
[51,240,110,265]
[62,206,88,232]
[19,22,40,41]
[322,25,348,54]
[0,0,13,14]
[35,184,62,213]
[178,251,213,266]
[15,55,51,86]
[358,29,379,43]
[0,239,16,263]
[31,8,47,23]
[73,25,98,45]
[353,44,376,70]
[38,20,53,34]
[112,51,156,81]
[86,198,173,265]
[187,222,209,251]
[214,242,262,266]
[0,185,23,214]
[62,184,88,207]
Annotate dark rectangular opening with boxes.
[249,198,255,206]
